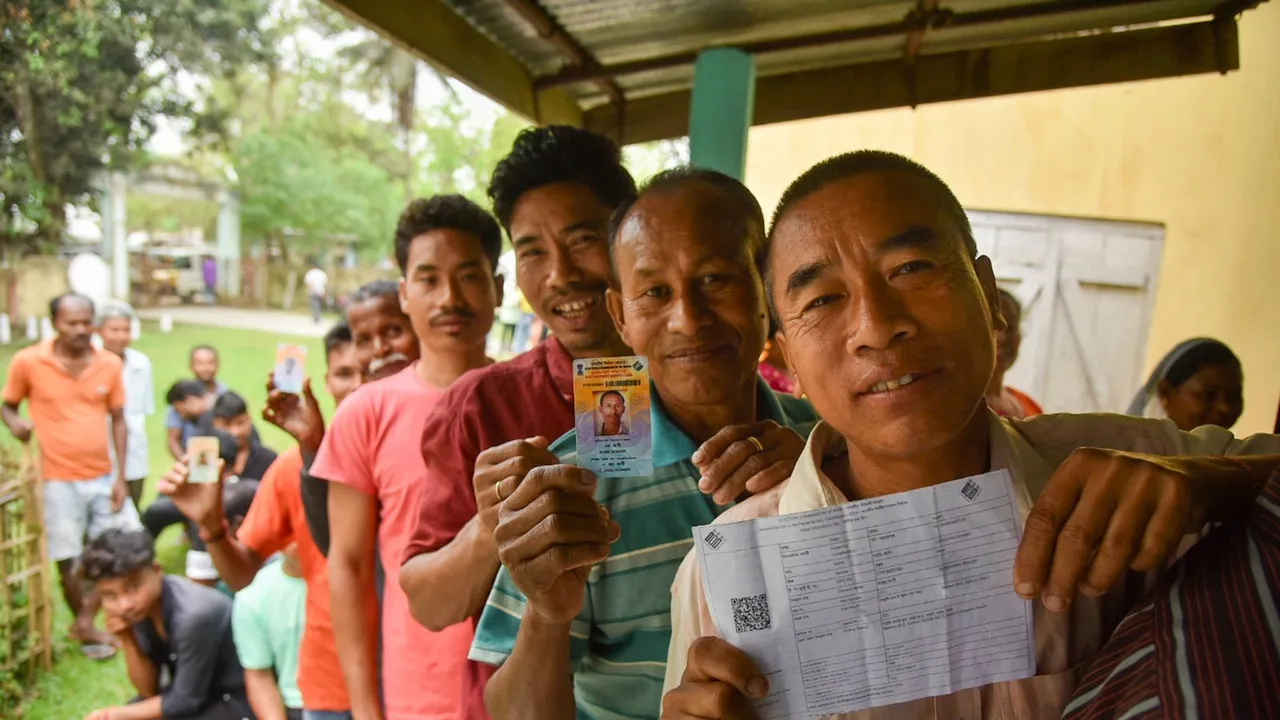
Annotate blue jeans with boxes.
[303,712,353,720]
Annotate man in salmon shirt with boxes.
[314,195,503,720]
[659,151,1280,720]
[2,292,137,658]
[397,126,636,719]
[156,322,367,719]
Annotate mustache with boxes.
[368,353,411,375]
[429,309,476,326]
[547,281,609,302]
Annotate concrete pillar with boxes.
[216,191,242,297]
[103,172,129,299]
[688,48,756,180]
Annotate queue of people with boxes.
[1,124,1277,720]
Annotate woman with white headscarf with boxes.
[1127,337,1244,431]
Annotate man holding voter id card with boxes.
[659,152,1280,720]
[470,168,818,720]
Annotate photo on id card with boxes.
[573,356,653,478]
[273,343,307,394]
[186,436,220,484]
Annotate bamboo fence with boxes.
[0,447,54,710]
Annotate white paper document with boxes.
[694,470,1035,719]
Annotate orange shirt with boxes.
[2,340,124,481]
[237,447,375,712]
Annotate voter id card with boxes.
[573,356,653,478]
[187,436,220,484]
[273,343,307,394]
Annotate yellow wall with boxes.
[745,5,1280,434]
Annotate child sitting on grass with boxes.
[81,529,252,720]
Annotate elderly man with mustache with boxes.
[312,196,505,720]
[660,151,1280,720]
[470,169,818,720]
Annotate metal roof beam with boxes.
[537,0,1195,89]
[584,20,1239,146]
[496,0,626,110]
[321,0,581,126]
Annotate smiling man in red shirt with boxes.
[397,126,635,718]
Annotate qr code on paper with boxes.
[731,593,771,634]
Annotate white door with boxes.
[969,211,1164,414]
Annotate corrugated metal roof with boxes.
[441,0,1227,109]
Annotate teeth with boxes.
[869,374,917,394]
[556,297,598,315]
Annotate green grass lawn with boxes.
[1,319,333,719]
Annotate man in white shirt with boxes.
[303,264,329,325]
[98,300,154,507]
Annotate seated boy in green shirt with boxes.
[232,542,306,720]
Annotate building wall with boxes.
[744,4,1280,434]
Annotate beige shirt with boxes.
[664,412,1280,719]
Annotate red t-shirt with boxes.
[313,366,474,720]
[236,448,371,712]
[402,337,575,719]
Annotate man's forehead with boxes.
[772,173,960,257]
[619,188,755,261]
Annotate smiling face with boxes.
[771,171,1003,463]
[607,183,768,410]
[510,182,620,355]
[1158,361,1244,430]
[347,294,418,381]
[398,229,499,357]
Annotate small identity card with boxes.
[573,355,653,478]
[187,436,220,484]
[274,343,307,394]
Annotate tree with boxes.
[232,114,401,261]
[0,0,268,253]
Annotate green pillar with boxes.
[688,48,756,180]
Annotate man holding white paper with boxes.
[471,169,818,720]
[660,151,1280,720]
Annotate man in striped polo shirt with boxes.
[470,169,818,720]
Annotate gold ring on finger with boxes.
[748,436,764,453]
[495,480,508,503]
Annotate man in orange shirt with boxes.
[158,321,366,720]
[2,293,138,657]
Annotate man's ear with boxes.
[398,277,410,313]
[774,327,796,376]
[973,255,1008,334]
[493,273,505,309]
[605,288,629,347]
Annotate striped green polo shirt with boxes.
[470,378,817,720]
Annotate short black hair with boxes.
[607,167,766,272]
[598,390,624,406]
[1166,339,1240,388]
[324,322,353,359]
[770,150,975,257]
[211,391,249,420]
[80,529,156,582]
[393,195,503,276]
[212,429,238,466]
[49,293,94,321]
[190,344,218,361]
[223,479,259,520]
[347,279,399,310]
[166,379,208,405]
[488,125,637,232]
